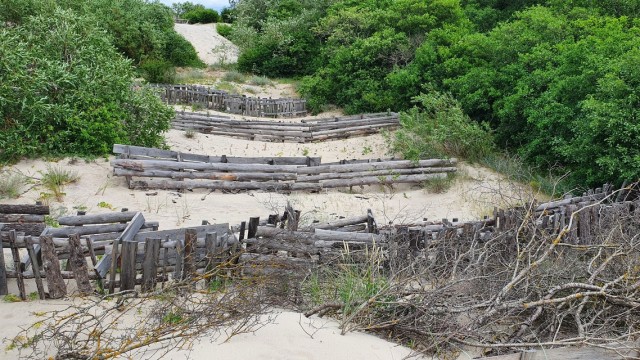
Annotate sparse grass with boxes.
[423,173,456,194]
[191,103,205,112]
[216,81,240,93]
[174,69,208,84]
[249,75,272,86]
[40,165,79,201]
[184,128,197,139]
[222,70,246,83]
[244,87,257,95]
[0,171,27,199]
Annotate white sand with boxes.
[174,23,239,66]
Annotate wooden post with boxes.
[367,209,377,234]
[85,237,98,267]
[174,240,183,281]
[40,235,67,299]
[26,237,46,300]
[238,221,246,241]
[68,234,93,295]
[108,240,120,294]
[8,230,26,300]
[248,217,260,239]
[0,234,7,295]
[120,241,138,291]
[204,232,218,282]
[142,238,161,292]
[183,229,196,281]
[161,246,168,288]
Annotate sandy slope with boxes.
[174,23,239,65]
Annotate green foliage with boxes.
[183,8,219,24]
[0,2,175,163]
[390,91,495,162]
[40,165,79,201]
[3,294,21,303]
[222,71,247,83]
[140,59,176,84]
[220,7,235,23]
[217,23,233,38]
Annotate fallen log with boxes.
[57,211,138,226]
[254,227,383,243]
[0,214,45,223]
[296,159,457,175]
[129,179,297,191]
[46,221,158,238]
[112,159,302,173]
[114,168,297,181]
[0,204,50,215]
[299,167,457,182]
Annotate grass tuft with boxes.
[0,171,27,199]
[222,71,246,83]
[40,165,79,201]
[249,75,272,87]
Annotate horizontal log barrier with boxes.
[254,227,383,244]
[171,111,399,142]
[57,211,138,226]
[0,214,45,223]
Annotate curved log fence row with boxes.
[171,111,400,142]
[112,144,457,191]
[150,84,307,117]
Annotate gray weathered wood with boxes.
[40,235,67,299]
[48,220,157,238]
[57,212,138,226]
[8,231,26,300]
[142,238,162,292]
[0,214,45,223]
[0,204,50,215]
[204,232,217,279]
[0,233,8,295]
[68,234,93,295]
[120,241,138,291]
[25,237,45,300]
[182,229,197,281]
[114,168,297,181]
[94,212,146,279]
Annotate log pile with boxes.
[172,111,400,142]
[150,84,307,117]
[112,144,457,191]
[0,204,48,236]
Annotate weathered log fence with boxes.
[151,84,307,117]
[172,111,400,142]
[111,144,457,191]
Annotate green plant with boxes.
[361,146,372,156]
[217,23,233,38]
[28,292,39,301]
[222,71,247,83]
[98,201,115,210]
[44,215,60,228]
[184,128,197,139]
[190,103,205,112]
[423,173,456,194]
[40,166,79,201]
[162,311,184,325]
[140,58,176,83]
[0,171,26,199]
[208,278,224,293]
[301,148,310,156]
[249,75,272,86]
[3,294,21,302]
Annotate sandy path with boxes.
[174,23,239,66]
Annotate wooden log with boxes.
[48,220,157,238]
[0,233,8,295]
[120,241,138,291]
[142,238,162,292]
[298,167,457,182]
[0,204,50,215]
[0,214,45,223]
[85,238,98,266]
[94,213,147,279]
[296,159,457,175]
[25,237,46,300]
[40,235,67,299]
[304,215,369,231]
[112,158,301,173]
[132,224,229,243]
[114,168,297,181]
[174,239,183,281]
[8,231,26,300]
[130,179,296,191]
[68,234,93,295]
[255,227,383,244]
[1,223,46,236]
[183,229,196,281]
[57,211,138,226]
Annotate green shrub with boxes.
[140,59,176,83]
[217,23,232,38]
[222,71,246,83]
[0,7,172,163]
[183,8,219,24]
[249,75,272,86]
[390,91,495,162]
[164,31,205,68]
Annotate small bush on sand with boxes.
[40,165,79,201]
[0,171,26,199]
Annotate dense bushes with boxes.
[390,92,494,162]
[217,24,233,38]
[0,4,173,162]
[183,8,219,24]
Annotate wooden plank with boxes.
[248,217,260,239]
[85,238,98,267]
[48,220,157,238]
[94,212,146,279]
[0,214,45,223]
[142,238,161,292]
[25,237,45,300]
[68,234,93,295]
[0,232,8,295]
[0,204,50,215]
[131,223,229,242]
[8,231,26,300]
[40,235,67,299]
[204,232,217,280]
[119,241,138,291]
[57,211,138,226]
[183,229,196,281]
[174,239,183,281]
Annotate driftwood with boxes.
[0,204,50,215]
[40,235,67,299]
[57,212,138,226]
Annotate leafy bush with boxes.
[183,8,219,24]
[217,23,233,38]
[390,91,494,162]
[140,58,177,84]
[0,6,173,163]
[163,31,205,68]
[220,7,235,23]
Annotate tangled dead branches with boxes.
[9,265,279,359]
[302,193,640,358]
